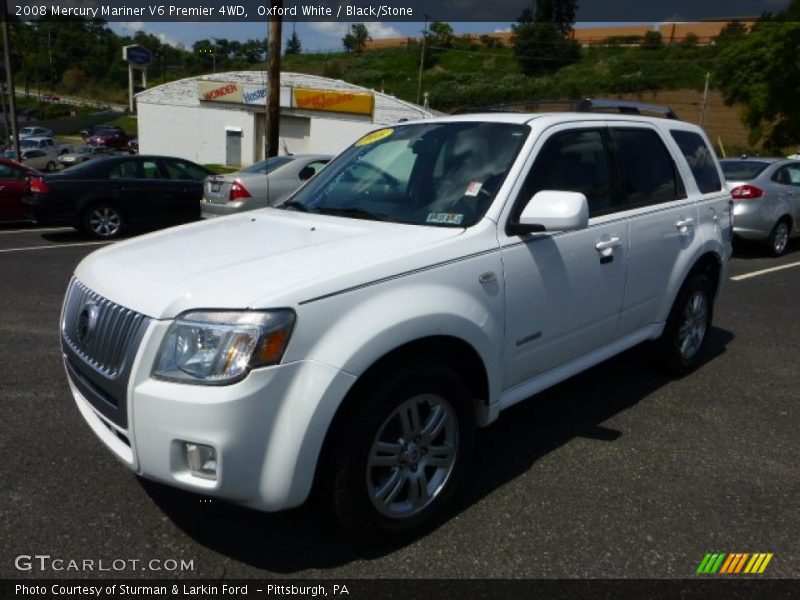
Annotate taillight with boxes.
[30,177,50,194]
[730,184,763,199]
[229,181,251,201]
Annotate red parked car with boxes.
[86,126,131,150]
[0,157,39,222]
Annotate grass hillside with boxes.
[282,43,751,153]
[282,44,719,111]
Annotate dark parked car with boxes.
[87,126,131,150]
[25,155,212,238]
[0,157,39,222]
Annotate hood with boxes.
[75,210,465,319]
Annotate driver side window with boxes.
[515,128,614,221]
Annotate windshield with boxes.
[76,147,92,155]
[282,122,529,227]
[720,160,770,181]
[20,139,37,149]
[242,156,293,175]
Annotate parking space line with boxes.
[731,260,800,281]
[0,241,112,254]
[0,227,73,235]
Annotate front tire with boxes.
[767,218,790,257]
[82,204,125,239]
[330,362,475,538]
[46,161,56,172]
[655,274,714,376]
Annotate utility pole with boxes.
[266,0,282,158]
[1,0,20,158]
[416,15,429,106]
[700,72,710,128]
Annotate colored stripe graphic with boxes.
[698,552,773,574]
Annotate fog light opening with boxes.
[184,442,218,480]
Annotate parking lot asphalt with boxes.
[1,224,798,580]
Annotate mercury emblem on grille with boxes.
[76,302,100,344]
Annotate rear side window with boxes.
[517,129,614,217]
[162,159,209,181]
[611,128,685,207]
[108,161,139,179]
[774,164,800,186]
[670,130,722,193]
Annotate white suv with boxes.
[61,107,732,536]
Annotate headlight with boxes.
[153,310,295,385]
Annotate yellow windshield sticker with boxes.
[355,128,394,146]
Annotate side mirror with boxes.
[509,190,589,235]
[298,166,316,181]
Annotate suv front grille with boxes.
[61,278,151,429]
[62,279,146,378]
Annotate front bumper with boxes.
[65,319,356,511]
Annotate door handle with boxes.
[676,217,695,234]
[595,237,621,252]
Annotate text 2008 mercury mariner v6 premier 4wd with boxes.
[61,102,732,536]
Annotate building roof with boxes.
[136,71,440,124]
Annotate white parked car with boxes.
[61,105,732,536]
[10,125,53,142]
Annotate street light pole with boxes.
[416,15,429,106]
[1,0,20,158]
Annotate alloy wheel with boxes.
[88,207,122,238]
[366,393,459,519]
[678,291,709,360]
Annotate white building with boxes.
[135,71,438,167]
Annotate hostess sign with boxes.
[197,81,373,116]
[293,89,374,116]
[123,45,152,67]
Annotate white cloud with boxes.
[366,23,401,39]
[120,21,145,33]
[117,22,182,48]
[493,28,511,33]
[309,22,349,37]
[308,21,399,40]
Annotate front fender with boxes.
[285,255,505,405]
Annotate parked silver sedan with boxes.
[721,158,800,256]
[58,145,117,168]
[201,154,331,218]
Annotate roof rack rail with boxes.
[450,98,680,120]
[574,98,680,119]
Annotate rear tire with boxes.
[654,274,714,376]
[329,362,475,539]
[82,204,125,239]
[766,218,790,257]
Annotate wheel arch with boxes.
[657,249,723,327]
[309,335,490,501]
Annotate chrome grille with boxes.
[62,279,147,379]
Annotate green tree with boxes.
[343,23,371,53]
[534,0,577,36]
[715,21,749,44]
[512,5,580,77]
[427,22,454,49]
[285,31,302,55]
[642,30,663,49]
[716,15,800,149]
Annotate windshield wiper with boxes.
[314,206,389,222]
[279,200,309,212]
